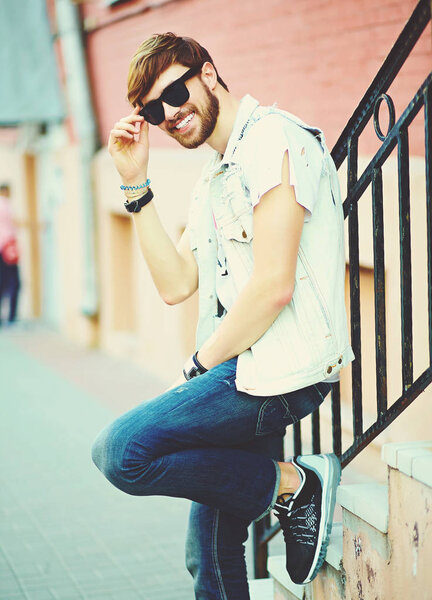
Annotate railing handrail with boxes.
[331,0,431,169]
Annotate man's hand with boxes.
[108,106,150,185]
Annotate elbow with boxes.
[252,271,294,310]
[161,291,182,305]
[274,286,294,309]
[160,285,196,306]
[266,275,294,309]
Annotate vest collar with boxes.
[216,94,260,168]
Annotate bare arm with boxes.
[196,150,305,369]
[108,106,197,304]
[132,207,198,304]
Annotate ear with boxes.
[200,61,218,91]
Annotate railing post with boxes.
[372,166,388,416]
[331,383,342,457]
[424,83,432,368]
[347,135,363,439]
[397,128,414,392]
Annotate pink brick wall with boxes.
[82,0,430,154]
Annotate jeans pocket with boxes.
[255,382,332,437]
[255,395,296,437]
[281,381,332,424]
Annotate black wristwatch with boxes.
[183,352,208,380]
[124,188,154,213]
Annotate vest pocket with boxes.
[296,246,335,344]
[220,210,253,243]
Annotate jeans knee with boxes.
[91,424,142,495]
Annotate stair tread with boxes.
[267,555,305,598]
[325,521,343,570]
[337,483,388,533]
[382,441,432,487]
[249,578,274,600]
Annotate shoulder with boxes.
[239,109,322,160]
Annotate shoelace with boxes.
[274,500,317,546]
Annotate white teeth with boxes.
[175,112,194,129]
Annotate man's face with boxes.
[141,63,219,149]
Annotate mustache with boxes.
[167,106,196,130]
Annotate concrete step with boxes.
[249,577,274,600]
[267,441,432,599]
[382,440,432,598]
[267,555,305,599]
[335,482,391,600]
[381,439,432,487]
[336,482,389,533]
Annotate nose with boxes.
[162,102,181,123]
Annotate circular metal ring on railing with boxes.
[373,93,396,141]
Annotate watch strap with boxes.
[183,352,208,381]
[124,188,154,213]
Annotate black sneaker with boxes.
[273,453,341,584]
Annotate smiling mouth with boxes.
[174,111,195,131]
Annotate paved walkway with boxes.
[0,324,196,600]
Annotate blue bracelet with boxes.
[120,178,151,191]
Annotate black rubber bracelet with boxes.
[124,188,154,213]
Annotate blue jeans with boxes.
[91,357,332,600]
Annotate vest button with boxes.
[242,229,247,238]
[338,357,342,364]
[327,366,333,374]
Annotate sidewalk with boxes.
[0,324,195,600]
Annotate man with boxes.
[92,33,354,599]
[0,183,20,327]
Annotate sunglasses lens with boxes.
[163,81,190,108]
[141,102,165,126]
[139,70,196,126]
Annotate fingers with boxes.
[108,107,148,151]
[113,121,140,136]
[111,108,146,139]
[121,107,145,127]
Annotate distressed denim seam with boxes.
[211,510,228,600]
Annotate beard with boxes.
[167,82,220,149]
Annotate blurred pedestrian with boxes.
[92,33,355,598]
[0,183,21,327]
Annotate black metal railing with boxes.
[254,0,432,578]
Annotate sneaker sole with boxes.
[295,453,341,583]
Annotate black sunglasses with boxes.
[139,64,203,126]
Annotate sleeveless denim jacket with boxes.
[187,95,355,396]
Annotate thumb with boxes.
[137,119,149,146]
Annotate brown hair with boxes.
[127,32,229,107]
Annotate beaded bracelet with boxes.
[124,188,148,200]
[120,178,151,192]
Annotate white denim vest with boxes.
[188,95,355,396]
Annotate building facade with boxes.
[0,0,430,477]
